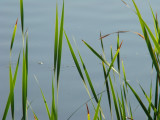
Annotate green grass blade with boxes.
[10,19,18,54]
[20,0,24,32]
[139,84,158,115]
[148,81,152,120]
[27,100,39,120]
[2,53,20,120]
[126,81,153,120]
[22,49,27,120]
[117,93,123,120]
[154,75,159,120]
[82,40,119,74]
[9,65,14,120]
[102,62,112,117]
[57,1,64,93]
[103,41,123,85]
[54,2,58,77]
[93,94,102,120]
[34,75,51,119]
[65,31,96,111]
[109,75,120,120]
[51,76,57,120]
[122,61,128,92]
[121,88,126,120]
[117,33,120,73]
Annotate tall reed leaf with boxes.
[109,75,120,120]
[54,3,59,77]
[126,82,153,120]
[57,1,64,93]
[34,75,51,119]
[20,0,24,32]
[93,94,102,120]
[2,53,20,120]
[10,18,18,53]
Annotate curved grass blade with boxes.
[10,18,18,54]
[2,53,20,120]
[73,38,105,119]
[34,75,51,119]
[139,84,158,115]
[27,100,39,120]
[65,32,96,110]
[126,81,153,120]
[57,1,64,93]
[82,40,119,74]
[66,90,106,120]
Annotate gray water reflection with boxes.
[0,0,160,119]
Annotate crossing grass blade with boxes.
[27,100,39,120]
[57,0,64,94]
[65,31,96,111]
[34,75,51,119]
[117,93,123,120]
[139,84,158,115]
[102,62,112,119]
[82,40,119,75]
[2,52,20,120]
[148,80,152,119]
[121,89,126,120]
[109,75,120,120]
[73,38,105,119]
[93,94,102,120]
[126,81,153,120]
[131,0,160,74]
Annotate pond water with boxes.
[0,0,160,119]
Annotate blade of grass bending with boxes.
[10,18,18,54]
[54,2,58,77]
[117,33,120,73]
[82,40,119,74]
[102,62,112,118]
[20,0,24,33]
[126,81,153,120]
[65,32,96,111]
[34,75,51,119]
[57,1,64,94]
[27,100,39,120]
[93,94,102,120]
[66,90,106,120]
[103,41,123,85]
[139,84,158,115]
[2,53,20,120]
[132,0,160,73]
[73,39,105,119]
[109,75,120,120]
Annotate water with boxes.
[0,0,160,119]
